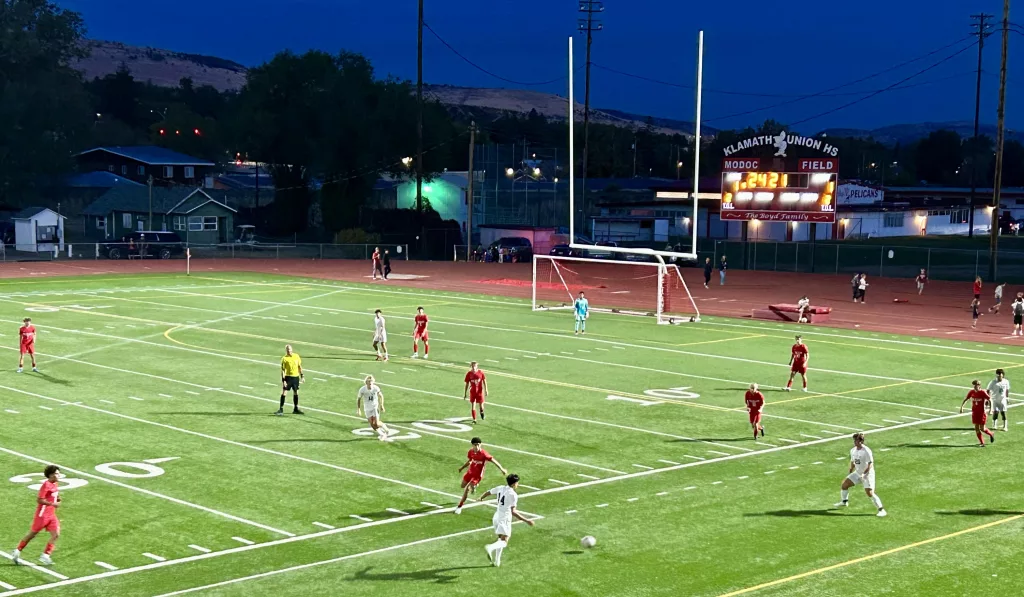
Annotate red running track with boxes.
[0,258,1019,345]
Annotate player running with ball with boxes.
[834,433,887,517]
[357,375,391,441]
[480,473,534,567]
[573,291,589,335]
[454,437,507,514]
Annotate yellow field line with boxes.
[766,363,1024,407]
[716,514,1024,597]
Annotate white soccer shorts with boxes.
[364,408,379,421]
[374,332,388,344]
[846,471,875,490]
[492,514,512,537]
[992,400,1008,413]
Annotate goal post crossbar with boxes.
[532,255,701,324]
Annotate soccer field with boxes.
[1,271,1023,596]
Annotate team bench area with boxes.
[751,303,832,323]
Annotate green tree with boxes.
[914,130,963,185]
[0,0,91,204]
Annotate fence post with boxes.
[880,246,885,278]
[927,248,931,275]
[712,241,717,267]
[835,245,839,274]
[975,250,980,278]
[774,242,778,271]
[752,241,757,271]
[276,245,280,260]
[793,243,798,272]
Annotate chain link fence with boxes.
[704,240,1024,282]
[0,243,410,263]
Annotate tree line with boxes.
[3,0,1023,238]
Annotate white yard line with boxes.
[94,562,118,571]
[187,545,211,554]
[349,515,373,522]
[311,522,335,530]
[231,537,255,546]
[658,459,680,466]
[632,464,653,470]
[142,553,166,562]
[385,508,410,516]
[0,445,294,537]
[0,552,67,580]
[0,580,16,590]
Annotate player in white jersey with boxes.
[573,291,589,335]
[834,433,887,517]
[987,368,1010,431]
[357,375,391,441]
[372,309,389,361]
[478,473,534,567]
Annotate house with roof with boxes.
[75,146,217,187]
[13,207,65,253]
[81,186,236,244]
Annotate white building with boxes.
[13,207,66,253]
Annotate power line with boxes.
[422,21,569,87]
[786,39,979,128]
[592,62,975,98]
[705,35,976,123]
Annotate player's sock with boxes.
[16,541,27,551]
[278,395,285,409]
[753,429,758,439]
[976,431,985,445]
[786,381,792,389]
[760,427,765,437]
[293,394,299,409]
[471,408,476,421]
[412,343,417,355]
[43,543,54,556]
[840,489,849,503]
[494,546,504,566]
[480,407,485,420]
[802,380,807,389]
[424,344,429,356]
[870,494,883,510]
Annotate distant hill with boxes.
[818,122,1024,144]
[74,40,247,91]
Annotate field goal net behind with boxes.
[532,255,700,324]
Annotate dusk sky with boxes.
[59,0,1021,132]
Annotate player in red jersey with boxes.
[371,247,383,280]
[785,335,809,392]
[454,437,507,514]
[12,465,61,566]
[464,361,488,423]
[960,380,996,447]
[745,383,765,439]
[411,306,429,359]
[18,317,38,373]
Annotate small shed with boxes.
[13,207,65,253]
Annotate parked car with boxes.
[101,231,185,260]
[488,237,533,262]
[549,244,586,257]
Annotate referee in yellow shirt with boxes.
[277,344,304,415]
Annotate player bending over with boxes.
[18,317,38,373]
[785,335,809,392]
[961,380,996,446]
[357,375,391,441]
[13,465,61,566]
[276,344,304,415]
[372,309,389,361]
[411,306,429,359]
[835,433,887,517]
[988,368,1011,432]
[745,383,765,439]
[464,361,488,422]
[454,437,507,514]
[796,296,810,322]
[573,291,589,335]
[480,473,534,567]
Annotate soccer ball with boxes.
[798,317,808,323]
[580,535,597,548]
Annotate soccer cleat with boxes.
[485,544,496,565]
[32,367,38,373]
[480,412,486,421]
[783,387,791,392]
[760,428,765,437]
[423,354,428,360]
[833,501,848,508]
[273,408,284,416]
[16,368,23,373]
[411,353,419,359]
[876,509,887,518]
[990,433,995,444]
[12,549,20,564]
[39,554,53,566]
[292,408,305,415]
[802,387,808,392]
[454,506,462,515]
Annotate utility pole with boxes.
[968,13,992,238]
[631,135,637,178]
[577,1,604,182]
[147,175,153,229]
[416,0,424,215]
[989,0,1010,281]
[466,121,477,261]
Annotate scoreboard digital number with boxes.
[720,158,839,223]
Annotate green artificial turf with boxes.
[0,272,1021,596]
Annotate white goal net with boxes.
[532,255,700,324]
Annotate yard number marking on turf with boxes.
[10,472,89,492]
[94,461,169,479]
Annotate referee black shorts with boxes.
[283,376,301,391]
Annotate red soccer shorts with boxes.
[462,469,483,486]
[414,332,429,343]
[469,394,485,404]
[20,343,34,355]
[972,412,988,426]
[749,411,762,425]
[30,515,59,534]
[791,363,807,375]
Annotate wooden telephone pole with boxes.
[989,0,1011,280]
[968,13,992,238]
[466,121,477,260]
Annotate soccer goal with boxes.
[532,254,700,324]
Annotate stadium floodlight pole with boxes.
[691,30,704,258]
[569,35,576,244]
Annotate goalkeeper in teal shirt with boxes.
[573,291,589,335]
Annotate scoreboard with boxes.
[720,157,838,223]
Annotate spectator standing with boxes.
[857,273,869,303]
[703,257,713,289]
[499,246,506,263]
[915,269,927,295]
[851,273,861,302]
[718,256,728,286]
[382,250,392,280]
